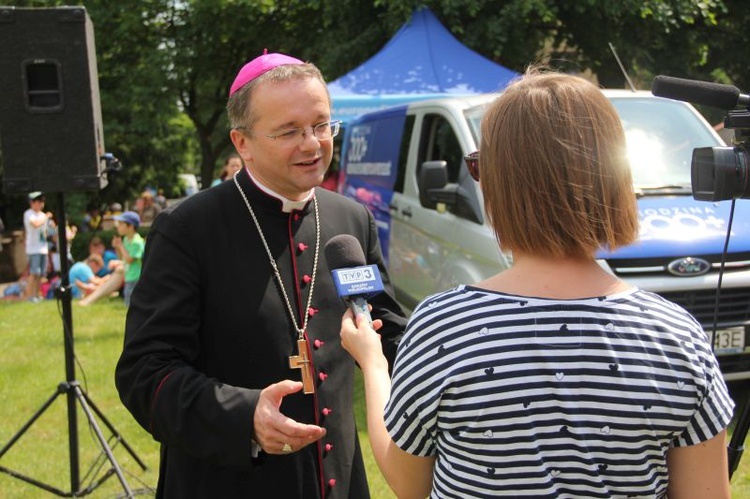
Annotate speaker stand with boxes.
[0,192,147,497]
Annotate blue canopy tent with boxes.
[329,7,518,123]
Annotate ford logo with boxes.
[667,257,711,277]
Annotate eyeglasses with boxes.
[465,151,480,181]
[263,120,342,146]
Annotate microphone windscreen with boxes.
[325,234,367,269]
[652,75,740,110]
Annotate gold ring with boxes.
[282,443,293,454]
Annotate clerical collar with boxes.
[246,168,313,213]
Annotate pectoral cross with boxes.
[289,339,315,394]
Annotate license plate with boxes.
[711,326,746,354]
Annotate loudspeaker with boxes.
[0,6,107,194]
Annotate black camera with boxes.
[652,75,750,201]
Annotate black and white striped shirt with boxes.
[384,286,734,498]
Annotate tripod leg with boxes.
[80,389,147,471]
[0,388,63,459]
[2,196,144,498]
[72,384,135,498]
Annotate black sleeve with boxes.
[114,208,260,466]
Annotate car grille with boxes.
[657,288,750,325]
[607,252,750,278]
[606,252,750,326]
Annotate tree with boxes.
[703,0,750,91]
[85,1,197,205]
[150,0,385,188]
[0,0,192,231]
[553,1,724,88]
[134,0,745,190]
[1,0,741,223]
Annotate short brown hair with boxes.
[226,63,329,133]
[480,68,638,258]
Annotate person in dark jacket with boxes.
[115,51,406,498]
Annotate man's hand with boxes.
[253,380,326,455]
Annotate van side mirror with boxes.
[418,161,449,209]
[417,160,482,223]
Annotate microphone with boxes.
[651,75,750,110]
[324,234,385,326]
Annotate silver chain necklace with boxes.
[234,174,320,339]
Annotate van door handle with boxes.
[389,203,398,212]
[401,207,412,217]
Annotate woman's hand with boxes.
[340,308,387,371]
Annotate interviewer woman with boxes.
[340,68,734,499]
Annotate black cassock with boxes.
[116,170,406,498]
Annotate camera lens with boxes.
[692,146,749,201]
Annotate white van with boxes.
[339,90,750,381]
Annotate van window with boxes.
[417,114,468,217]
[419,114,463,184]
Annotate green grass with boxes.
[0,297,748,498]
[0,298,395,499]
[0,298,159,498]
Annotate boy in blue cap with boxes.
[112,210,144,306]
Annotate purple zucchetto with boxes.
[229,49,304,97]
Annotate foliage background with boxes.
[0,0,748,230]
